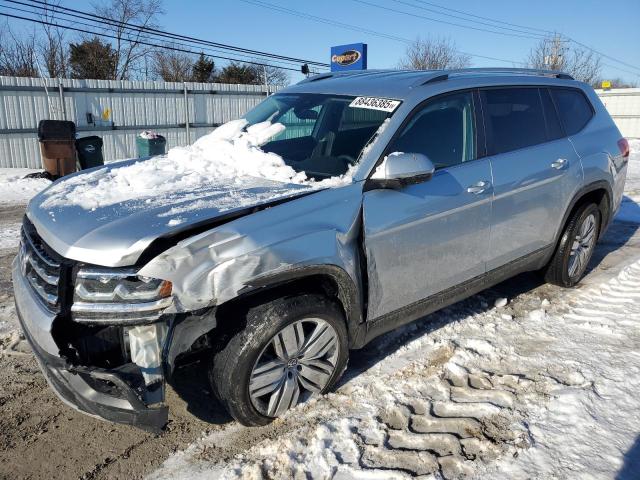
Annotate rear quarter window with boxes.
[550,88,594,136]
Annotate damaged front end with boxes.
[13,219,173,432]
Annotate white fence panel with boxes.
[0,76,277,168]
[596,88,640,139]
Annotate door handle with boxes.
[467,180,491,194]
[551,158,568,170]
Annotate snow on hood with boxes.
[27,120,358,265]
[40,119,353,212]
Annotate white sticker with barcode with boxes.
[349,96,401,112]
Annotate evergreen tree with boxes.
[69,37,117,80]
[191,53,215,83]
[216,62,259,84]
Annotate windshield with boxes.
[244,93,394,179]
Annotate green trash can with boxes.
[75,136,104,170]
[136,133,166,157]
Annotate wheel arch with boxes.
[220,265,364,345]
[169,265,365,364]
[555,181,612,247]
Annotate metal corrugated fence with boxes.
[0,76,280,168]
[595,88,640,139]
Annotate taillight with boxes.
[618,138,630,158]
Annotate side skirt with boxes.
[352,245,553,348]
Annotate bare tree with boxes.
[262,64,289,86]
[38,0,69,78]
[152,49,194,82]
[92,0,165,80]
[527,35,602,86]
[0,24,39,77]
[398,36,471,70]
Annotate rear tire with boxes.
[210,294,349,426]
[544,203,601,287]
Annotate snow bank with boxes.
[41,120,353,211]
[0,169,51,205]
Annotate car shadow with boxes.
[617,435,640,480]
[169,212,638,425]
[169,354,233,425]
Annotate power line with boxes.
[389,0,548,38]
[353,0,544,40]
[240,0,412,44]
[567,37,640,75]
[239,0,526,66]
[399,0,640,75]
[0,11,308,72]
[3,0,328,68]
[1,0,314,70]
[407,0,555,35]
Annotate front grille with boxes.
[19,226,62,312]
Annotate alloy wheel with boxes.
[568,213,597,278]
[248,318,340,417]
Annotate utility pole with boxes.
[544,34,566,70]
[263,65,269,97]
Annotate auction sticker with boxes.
[349,96,401,112]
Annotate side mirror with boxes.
[370,152,435,188]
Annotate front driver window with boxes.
[389,91,476,170]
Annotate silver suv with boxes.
[13,68,629,430]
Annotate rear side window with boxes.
[481,87,547,155]
[550,88,594,135]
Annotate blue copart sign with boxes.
[330,43,368,72]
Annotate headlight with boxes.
[71,268,172,325]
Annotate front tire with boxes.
[210,294,349,426]
[544,203,601,287]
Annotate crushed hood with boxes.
[27,165,312,267]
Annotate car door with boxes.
[362,90,493,320]
[480,87,582,270]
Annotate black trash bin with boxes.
[136,134,166,157]
[76,136,104,170]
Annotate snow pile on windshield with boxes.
[41,120,352,210]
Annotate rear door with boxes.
[362,90,493,320]
[481,87,582,270]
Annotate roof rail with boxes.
[422,68,574,85]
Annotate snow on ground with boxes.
[0,223,21,250]
[0,168,50,205]
[149,258,640,480]
[41,120,353,211]
[149,142,640,480]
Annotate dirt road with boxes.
[0,200,638,479]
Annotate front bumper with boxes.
[12,257,168,432]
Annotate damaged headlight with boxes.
[71,268,173,325]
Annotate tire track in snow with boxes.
[564,260,640,332]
